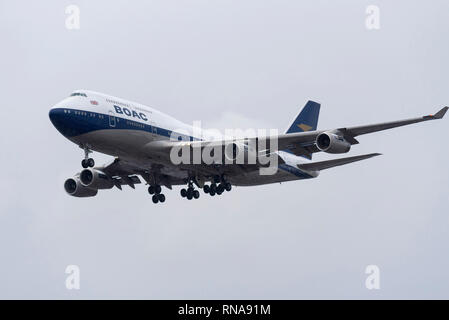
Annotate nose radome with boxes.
[49,107,72,137]
[49,107,63,125]
[49,107,57,122]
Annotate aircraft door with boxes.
[108,111,116,127]
[151,122,157,138]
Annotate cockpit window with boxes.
[70,92,87,97]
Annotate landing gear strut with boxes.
[203,175,232,197]
[148,185,165,204]
[81,145,95,168]
[180,181,200,200]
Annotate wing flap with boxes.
[298,153,381,171]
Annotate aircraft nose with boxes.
[48,107,59,123]
[49,107,63,126]
[49,107,72,137]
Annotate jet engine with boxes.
[316,132,351,154]
[79,168,114,190]
[64,177,98,197]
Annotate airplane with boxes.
[49,90,448,204]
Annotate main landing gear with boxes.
[203,175,232,197]
[81,145,95,168]
[180,181,200,200]
[148,185,166,204]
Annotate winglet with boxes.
[433,106,448,119]
[425,106,448,119]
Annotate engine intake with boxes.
[80,169,114,189]
[316,132,351,154]
[64,177,98,197]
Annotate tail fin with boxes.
[285,100,321,134]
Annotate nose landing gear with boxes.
[81,145,95,168]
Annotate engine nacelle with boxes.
[64,177,98,197]
[80,168,114,189]
[316,132,351,154]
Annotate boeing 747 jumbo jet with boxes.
[49,90,447,204]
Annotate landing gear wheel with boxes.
[81,146,94,168]
[155,185,162,194]
[217,184,225,193]
[210,183,217,193]
[152,194,159,203]
[87,158,95,167]
[158,194,165,203]
[225,183,232,192]
[148,186,155,194]
[203,185,210,193]
[209,190,216,196]
[183,179,201,200]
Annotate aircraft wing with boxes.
[159,106,447,159]
[297,153,381,171]
[336,106,448,140]
[277,106,448,156]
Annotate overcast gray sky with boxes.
[0,0,448,299]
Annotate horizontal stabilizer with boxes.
[298,153,381,171]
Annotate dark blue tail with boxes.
[285,100,321,134]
